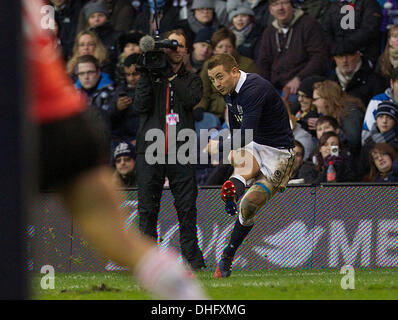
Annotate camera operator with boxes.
[132,29,206,271]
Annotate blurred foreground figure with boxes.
[24,0,206,300]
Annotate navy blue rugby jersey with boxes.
[221,71,295,151]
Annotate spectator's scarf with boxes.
[368,122,398,145]
[335,60,362,90]
[187,8,219,34]
[231,23,254,48]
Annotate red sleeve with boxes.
[24,0,86,124]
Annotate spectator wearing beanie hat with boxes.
[112,141,137,187]
[184,27,215,74]
[359,100,398,180]
[295,75,325,136]
[79,0,122,68]
[177,0,221,50]
[77,0,137,33]
[362,67,398,146]
[227,0,263,60]
[84,0,109,23]
[377,101,398,123]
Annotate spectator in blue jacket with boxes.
[75,55,115,144]
[362,67,398,144]
[359,101,398,179]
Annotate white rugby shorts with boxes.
[238,141,295,192]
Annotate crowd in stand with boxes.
[49,0,398,186]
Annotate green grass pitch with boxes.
[32,269,398,300]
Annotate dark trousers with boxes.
[136,154,205,269]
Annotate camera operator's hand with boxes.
[117,96,132,111]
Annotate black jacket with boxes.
[53,0,85,60]
[340,103,365,157]
[110,0,138,32]
[252,0,270,32]
[296,109,319,137]
[115,169,137,188]
[298,149,357,184]
[131,64,202,156]
[88,83,115,132]
[132,2,181,37]
[322,0,383,65]
[110,84,140,141]
[236,23,263,61]
[294,0,330,24]
[329,58,388,107]
[89,22,121,67]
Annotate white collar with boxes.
[235,70,247,93]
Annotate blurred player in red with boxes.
[24,0,206,300]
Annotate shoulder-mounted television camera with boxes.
[136,35,178,76]
[135,1,179,77]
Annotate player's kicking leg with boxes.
[215,177,274,278]
[215,147,295,278]
[215,150,266,278]
[220,150,259,216]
